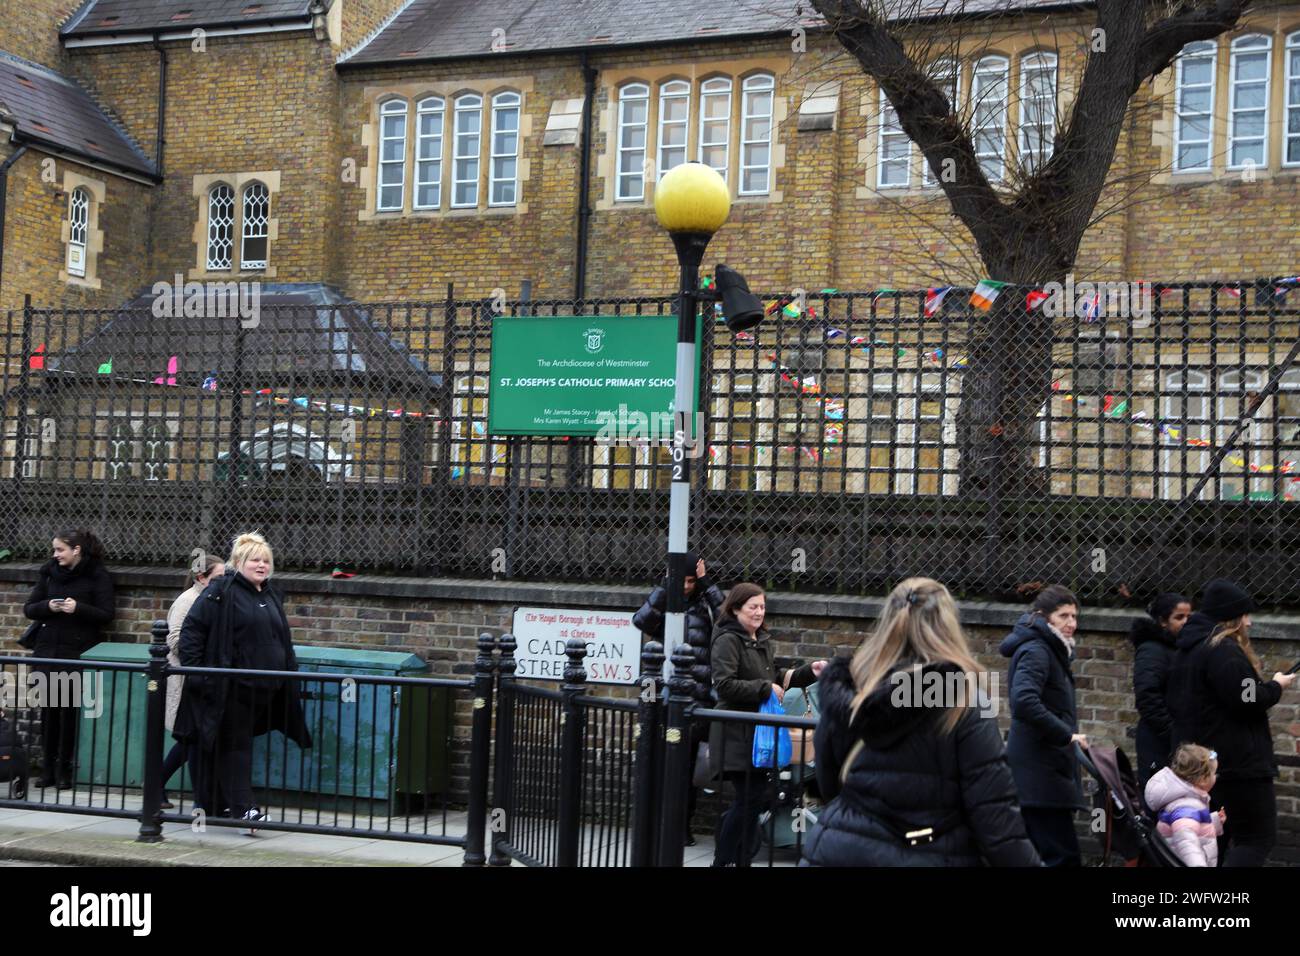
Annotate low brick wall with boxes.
[3,564,1298,862]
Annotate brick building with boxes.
[2,0,1300,860]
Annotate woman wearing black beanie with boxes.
[1166,579,1295,866]
[1130,592,1191,790]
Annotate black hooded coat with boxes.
[801,656,1040,866]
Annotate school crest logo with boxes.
[583,327,606,354]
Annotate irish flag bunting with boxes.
[1026,290,1049,311]
[970,280,1006,311]
[924,287,951,317]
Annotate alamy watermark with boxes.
[1,666,104,718]
[1039,275,1152,321]
[889,668,999,718]
[151,273,261,328]
[595,404,707,458]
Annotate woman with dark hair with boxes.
[803,578,1040,866]
[160,554,226,809]
[708,583,827,866]
[1131,592,1191,789]
[1167,579,1295,866]
[21,529,115,789]
[999,584,1088,866]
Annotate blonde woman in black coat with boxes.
[803,578,1040,867]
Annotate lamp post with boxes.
[653,162,731,673]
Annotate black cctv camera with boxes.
[712,264,764,332]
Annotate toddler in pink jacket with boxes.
[1144,743,1225,867]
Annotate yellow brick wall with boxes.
[4,5,1299,310]
[0,147,152,313]
[0,0,81,69]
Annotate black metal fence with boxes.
[0,621,489,853]
[4,280,1300,605]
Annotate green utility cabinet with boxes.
[75,643,158,788]
[73,644,448,802]
[251,646,448,801]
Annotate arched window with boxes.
[971,56,1009,182]
[377,98,408,212]
[922,59,961,186]
[414,96,445,210]
[616,83,649,201]
[1175,40,1217,171]
[1018,52,1057,173]
[698,77,732,180]
[67,187,89,277]
[107,420,135,481]
[206,183,234,270]
[1228,34,1272,169]
[453,93,483,208]
[141,420,171,481]
[240,181,269,270]
[1286,32,1300,166]
[877,85,910,187]
[657,80,690,180]
[740,74,774,195]
[490,91,520,206]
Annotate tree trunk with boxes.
[954,286,1055,593]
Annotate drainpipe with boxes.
[0,143,31,304]
[153,35,168,173]
[145,35,167,269]
[574,53,597,302]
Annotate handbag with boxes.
[16,620,40,650]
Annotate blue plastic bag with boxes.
[752,691,793,769]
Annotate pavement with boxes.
[0,794,796,867]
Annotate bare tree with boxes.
[806,0,1252,497]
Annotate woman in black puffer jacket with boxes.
[22,528,115,789]
[1130,592,1190,790]
[802,578,1040,867]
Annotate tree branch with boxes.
[1134,0,1252,92]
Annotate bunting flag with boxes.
[153,355,179,386]
[870,288,897,301]
[924,287,952,318]
[782,302,802,318]
[28,344,46,370]
[201,372,219,391]
[1026,290,1050,311]
[1220,286,1243,299]
[1080,292,1103,323]
[970,280,1006,311]
[734,331,754,342]
[97,358,113,374]
[824,327,845,339]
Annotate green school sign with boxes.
[487,314,701,437]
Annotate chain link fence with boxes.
[3,279,1299,605]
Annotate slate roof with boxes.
[340,0,1093,66]
[0,50,155,177]
[47,284,442,390]
[61,0,316,38]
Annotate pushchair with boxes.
[1074,742,1184,867]
[756,683,819,854]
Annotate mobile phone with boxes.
[1286,660,1300,676]
[50,598,65,608]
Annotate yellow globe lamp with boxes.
[653,161,731,236]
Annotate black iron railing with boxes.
[4,282,1300,604]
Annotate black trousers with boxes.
[161,740,188,790]
[1021,807,1082,867]
[713,770,769,867]
[40,703,79,774]
[1211,777,1276,867]
[192,684,269,818]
